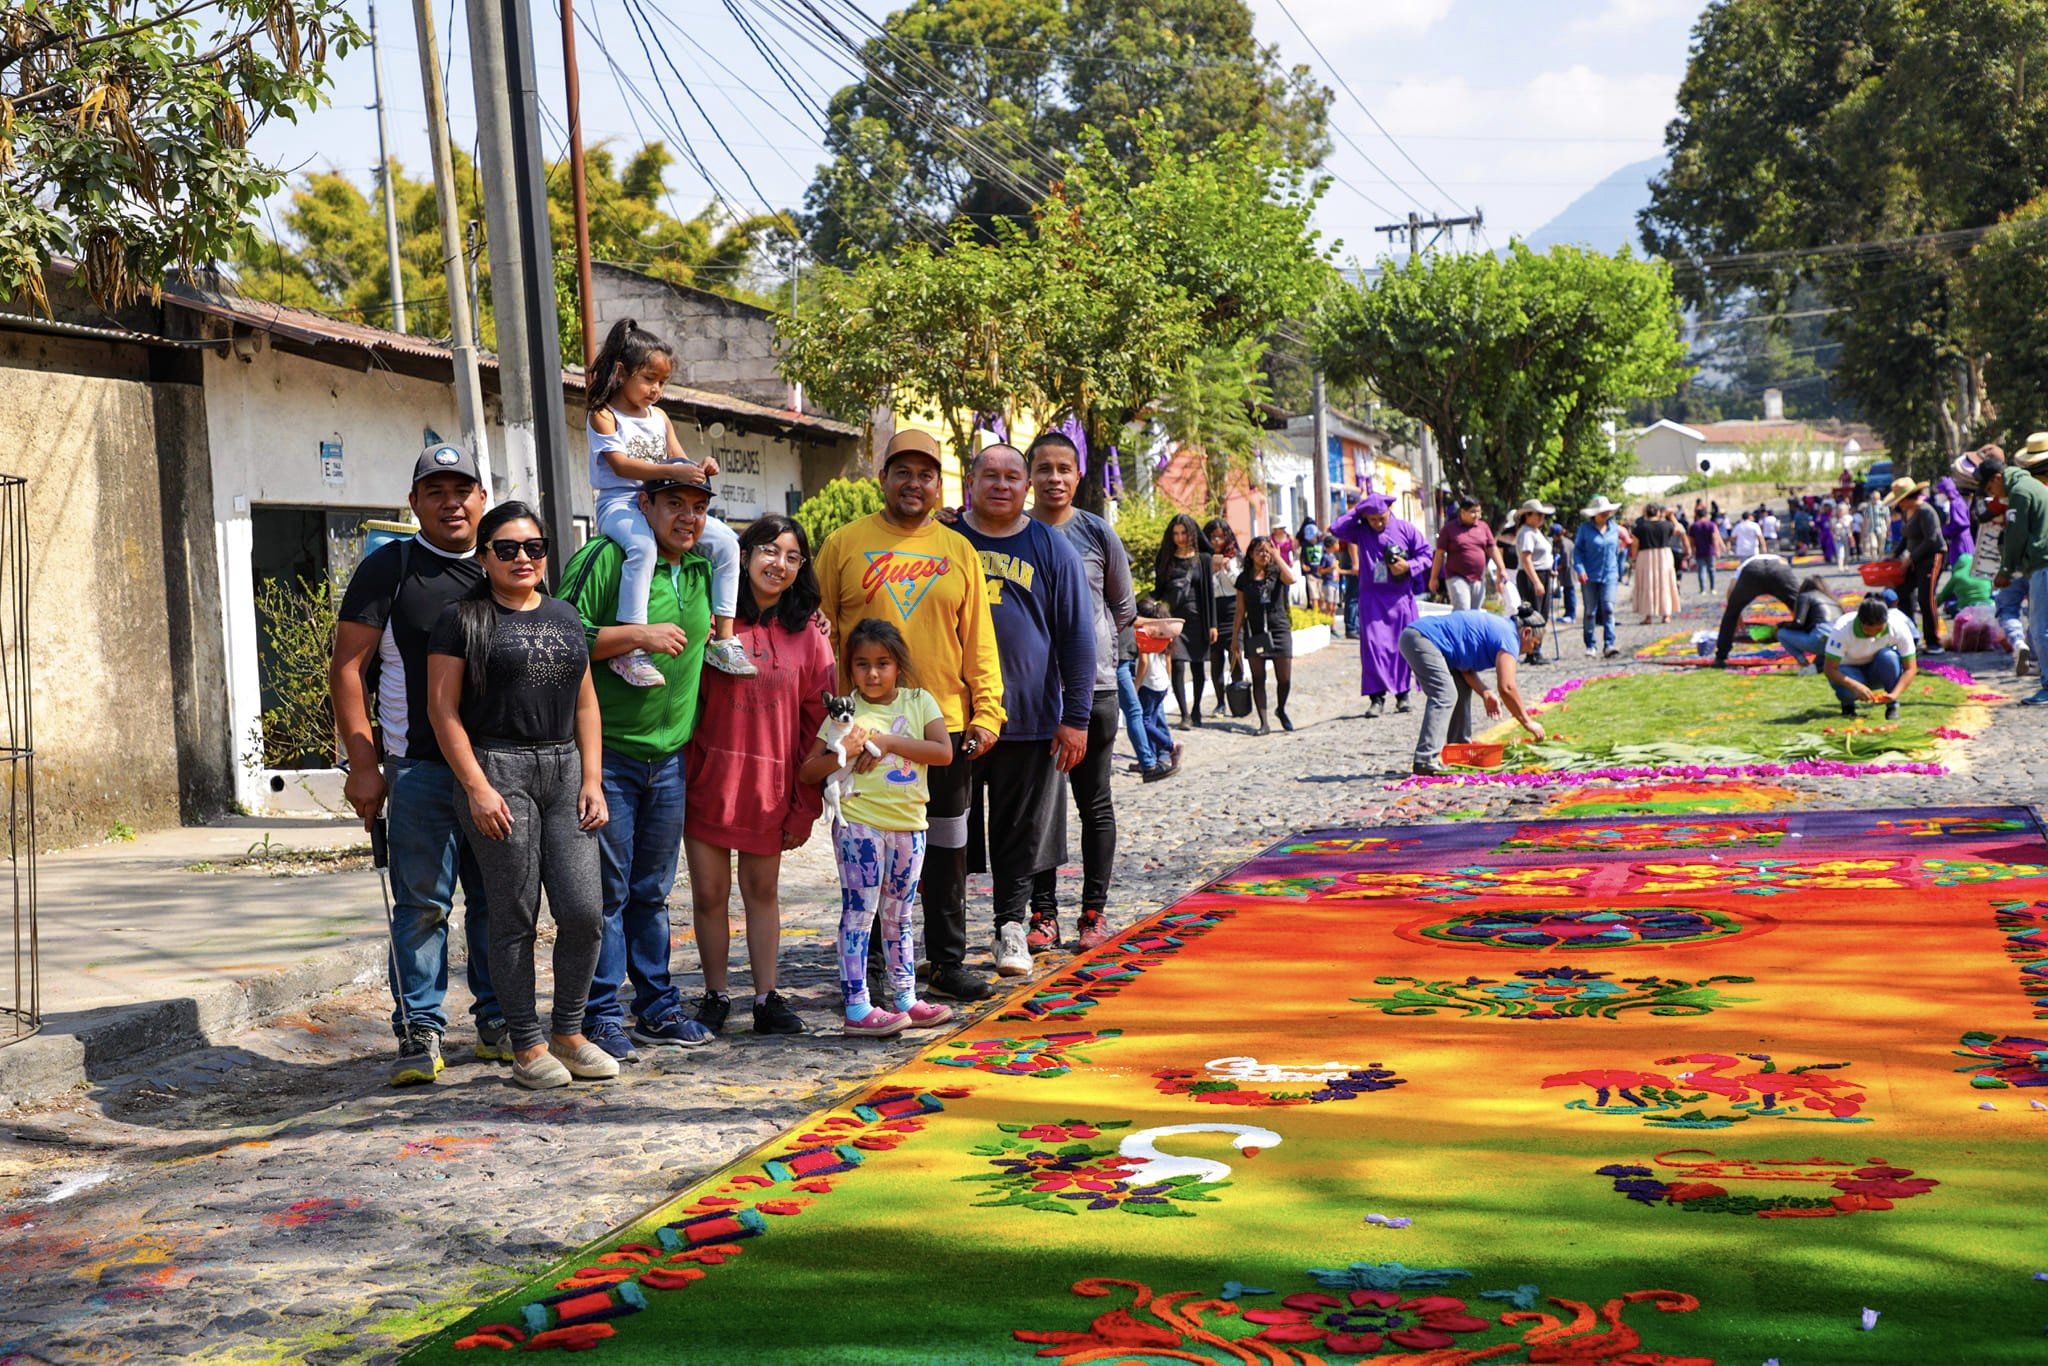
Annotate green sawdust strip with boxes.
[1485,669,1973,769]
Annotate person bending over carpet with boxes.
[1822,596,1919,722]
[1397,607,1548,777]
[1711,552,1801,666]
[1769,577,1843,673]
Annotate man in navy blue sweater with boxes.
[957,443,1096,977]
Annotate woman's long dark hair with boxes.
[1241,535,1275,578]
[451,501,545,706]
[1203,517,1240,558]
[1154,513,1206,587]
[586,317,675,414]
[737,514,821,634]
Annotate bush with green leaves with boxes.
[794,477,885,554]
[252,576,339,771]
[1113,490,1179,600]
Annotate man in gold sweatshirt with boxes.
[816,429,1007,1001]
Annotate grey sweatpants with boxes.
[1397,627,1476,767]
[455,743,604,1052]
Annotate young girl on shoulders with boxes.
[797,619,955,1038]
[586,317,752,686]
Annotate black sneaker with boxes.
[389,1027,444,1087]
[1840,701,1858,718]
[1365,698,1386,719]
[692,990,732,1036]
[1141,763,1173,783]
[1394,695,1412,713]
[1412,760,1447,777]
[751,991,806,1035]
[926,964,992,1002]
[1276,708,1294,732]
[474,1016,513,1063]
[1884,701,1900,721]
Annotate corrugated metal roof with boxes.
[160,283,858,438]
[0,308,228,349]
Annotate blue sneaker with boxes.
[586,1021,640,1062]
[2024,690,2048,707]
[631,1013,714,1048]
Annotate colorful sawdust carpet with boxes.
[411,805,2048,1363]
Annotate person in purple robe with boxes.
[1332,494,1433,718]
[1934,475,1975,563]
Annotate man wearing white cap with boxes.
[331,443,503,1085]
[817,430,1007,1002]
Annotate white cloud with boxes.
[1573,0,1695,33]
[1254,0,1456,47]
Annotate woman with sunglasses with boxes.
[426,501,614,1089]
[681,514,835,1038]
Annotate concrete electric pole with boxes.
[1375,209,1486,258]
[367,0,407,333]
[411,0,491,492]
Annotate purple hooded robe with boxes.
[1332,496,1433,696]
[1934,476,1975,562]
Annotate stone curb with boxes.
[0,928,417,1109]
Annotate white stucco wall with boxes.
[701,427,805,521]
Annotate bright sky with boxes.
[246,0,1699,267]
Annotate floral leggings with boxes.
[834,819,926,1015]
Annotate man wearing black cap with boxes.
[560,470,719,1058]
[817,429,1006,1002]
[332,442,504,1086]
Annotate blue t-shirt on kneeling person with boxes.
[1409,610,1519,673]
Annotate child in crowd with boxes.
[1133,598,1179,768]
[798,619,955,1038]
[585,317,753,686]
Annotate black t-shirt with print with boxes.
[336,537,485,763]
[427,597,589,746]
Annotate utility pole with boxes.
[412,0,490,492]
[1376,208,1485,258]
[1311,371,1331,528]
[367,0,407,332]
[559,0,597,370]
[468,0,573,551]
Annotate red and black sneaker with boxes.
[1025,913,1060,951]
[1075,912,1114,952]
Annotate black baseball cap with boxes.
[643,470,715,498]
[412,441,481,486]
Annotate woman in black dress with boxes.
[1232,536,1300,734]
[1154,514,1215,727]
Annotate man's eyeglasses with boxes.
[752,549,806,567]
[488,537,550,562]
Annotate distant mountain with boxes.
[1522,157,1666,255]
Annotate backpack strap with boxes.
[557,535,620,608]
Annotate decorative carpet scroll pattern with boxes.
[410,805,2048,1363]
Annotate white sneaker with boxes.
[1584,646,1598,658]
[2016,644,2034,677]
[1796,663,1817,676]
[705,637,758,677]
[608,650,667,687]
[994,922,1031,977]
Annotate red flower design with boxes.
[1019,1122,1100,1142]
[1244,1289,1492,1354]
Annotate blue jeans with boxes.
[1116,659,1157,770]
[1996,578,2029,654]
[585,748,687,1032]
[2030,568,2048,677]
[595,489,741,622]
[1137,685,1174,761]
[1558,567,1577,619]
[1580,579,1616,650]
[1695,557,1716,593]
[1775,625,1827,668]
[383,757,498,1038]
[1830,648,1904,705]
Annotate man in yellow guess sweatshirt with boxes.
[816,429,1006,1002]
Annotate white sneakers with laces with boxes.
[994,922,1031,977]
[609,649,668,687]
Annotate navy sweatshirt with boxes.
[958,516,1096,741]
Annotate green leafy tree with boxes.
[1641,0,2048,466]
[801,0,1328,265]
[2,0,362,310]
[1320,244,1691,516]
[1152,339,1273,518]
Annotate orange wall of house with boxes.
[1154,449,1271,544]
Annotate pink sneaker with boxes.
[843,1007,909,1037]
[903,1001,954,1030]
[1075,914,1114,952]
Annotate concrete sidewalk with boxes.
[0,815,411,1107]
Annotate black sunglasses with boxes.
[487,537,550,562]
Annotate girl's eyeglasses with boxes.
[752,549,806,567]
[488,537,550,562]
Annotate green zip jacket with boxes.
[2000,466,2048,580]
[560,536,711,760]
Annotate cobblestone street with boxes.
[1,572,2036,1364]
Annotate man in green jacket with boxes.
[561,474,715,1057]
[1987,448,2048,703]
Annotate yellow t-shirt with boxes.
[823,687,945,833]
[816,512,1006,736]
